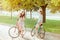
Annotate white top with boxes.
[17,18,25,28]
[37,12,43,24]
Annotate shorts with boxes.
[18,22,25,30]
[35,22,43,28]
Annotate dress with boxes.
[18,18,25,30]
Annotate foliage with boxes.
[47,0,60,13]
[1,0,60,12]
[2,0,22,11]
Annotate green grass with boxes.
[0,16,37,28]
[0,16,60,34]
[0,16,17,25]
[43,20,60,34]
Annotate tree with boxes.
[0,0,2,14]
[2,0,22,19]
[2,0,60,22]
[33,0,50,23]
[33,0,60,23]
[48,0,60,13]
[2,0,12,19]
[22,0,35,19]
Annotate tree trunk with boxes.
[41,6,46,23]
[40,4,48,23]
[0,1,2,14]
[0,8,2,14]
[30,10,32,19]
[11,9,12,19]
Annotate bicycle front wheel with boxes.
[31,27,37,36]
[8,26,19,38]
[38,28,45,39]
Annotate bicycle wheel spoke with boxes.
[39,28,45,39]
[8,27,19,38]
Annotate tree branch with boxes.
[40,6,44,8]
[40,4,48,8]
[45,4,48,8]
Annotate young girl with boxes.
[16,10,25,37]
[35,8,43,31]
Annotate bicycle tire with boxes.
[31,27,36,36]
[8,26,20,38]
[38,28,45,39]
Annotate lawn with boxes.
[44,20,60,34]
[0,16,60,34]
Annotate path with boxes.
[0,24,60,40]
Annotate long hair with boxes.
[20,11,25,18]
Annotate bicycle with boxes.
[31,24,45,39]
[8,25,26,38]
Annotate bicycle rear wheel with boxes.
[8,26,20,38]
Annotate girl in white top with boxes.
[35,8,43,30]
[16,10,25,37]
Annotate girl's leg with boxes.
[35,24,39,36]
[21,24,25,37]
[21,30,24,38]
[18,25,22,34]
[16,23,22,33]
[18,26,24,37]
[35,24,39,31]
